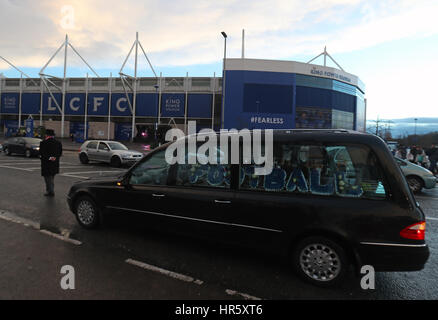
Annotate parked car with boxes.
[395,157,437,193]
[67,130,429,287]
[2,137,42,158]
[78,140,143,167]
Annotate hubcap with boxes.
[76,200,95,225]
[300,243,341,282]
[408,178,421,192]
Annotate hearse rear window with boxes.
[239,144,387,200]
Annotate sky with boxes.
[0,0,437,121]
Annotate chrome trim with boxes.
[106,206,283,233]
[360,241,427,248]
[214,200,231,204]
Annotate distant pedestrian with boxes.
[427,144,438,174]
[39,129,63,197]
[399,146,407,159]
[415,149,427,167]
[407,150,415,163]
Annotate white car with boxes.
[395,157,437,193]
[79,140,143,167]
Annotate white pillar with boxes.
[84,73,88,140]
[108,73,112,140]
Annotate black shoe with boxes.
[44,192,55,197]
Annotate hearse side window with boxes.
[129,150,171,186]
[239,144,387,200]
[175,144,231,189]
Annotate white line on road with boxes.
[0,210,40,229]
[417,196,438,200]
[26,166,85,170]
[60,174,89,179]
[61,170,125,175]
[0,159,39,163]
[225,289,262,300]
[0,165,33,171]
[125,258,204,285]
[0,209,81,245]
[39,229,82,245]
[427,217,438,221]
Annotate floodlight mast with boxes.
[0,55,39,128]
[307,46,345,72]
[39,34,100,138]
[119,32,158,142]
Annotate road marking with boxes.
[39,229,82,245]
[125,258,204,285]
[0,210,40,229]
[60,174,89,179]
[60,170,125,179]
[427,217,438,221]
[225,289,262,300]
[61,170,125,175]
[0,159,40,163]
[0,209,81,245]
[417,196,438,200]
[0,165,33,171]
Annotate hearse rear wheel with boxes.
[293,236,348,287]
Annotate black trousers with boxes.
[43,175,55,194]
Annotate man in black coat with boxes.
[39,129,63,196]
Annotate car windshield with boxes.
[24,138,42,144]
[107,142,128,151]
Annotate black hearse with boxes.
[67,129,429,286]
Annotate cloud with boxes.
[0,0,437,75]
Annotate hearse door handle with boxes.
[214,200,231,204]
[152,193,166,198]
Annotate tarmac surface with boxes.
[0,142,437,300]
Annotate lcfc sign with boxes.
[87,93,109,116]
[111,93,133,116]
[65,93,85,115]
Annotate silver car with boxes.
[395,157,437,193]
[79,140,143,167]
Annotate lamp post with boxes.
[414,118,418,143]
[221,31,227,130]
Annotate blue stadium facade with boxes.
[0,58,365,140]
[222,58,366,132]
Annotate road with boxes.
[0,150,437,299]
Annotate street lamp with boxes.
[221,31,227,130]
[414,118,418,143]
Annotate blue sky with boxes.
[0,0,437,121]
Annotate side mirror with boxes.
[117,174,131,187]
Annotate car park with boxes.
[2,137,42,158]
[395,157,437,193]
[67,129,429,287]
[78,140,143,167]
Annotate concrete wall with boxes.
[43,120,69,138]
[88,121,115,140]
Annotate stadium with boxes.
[0,40,366,142]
